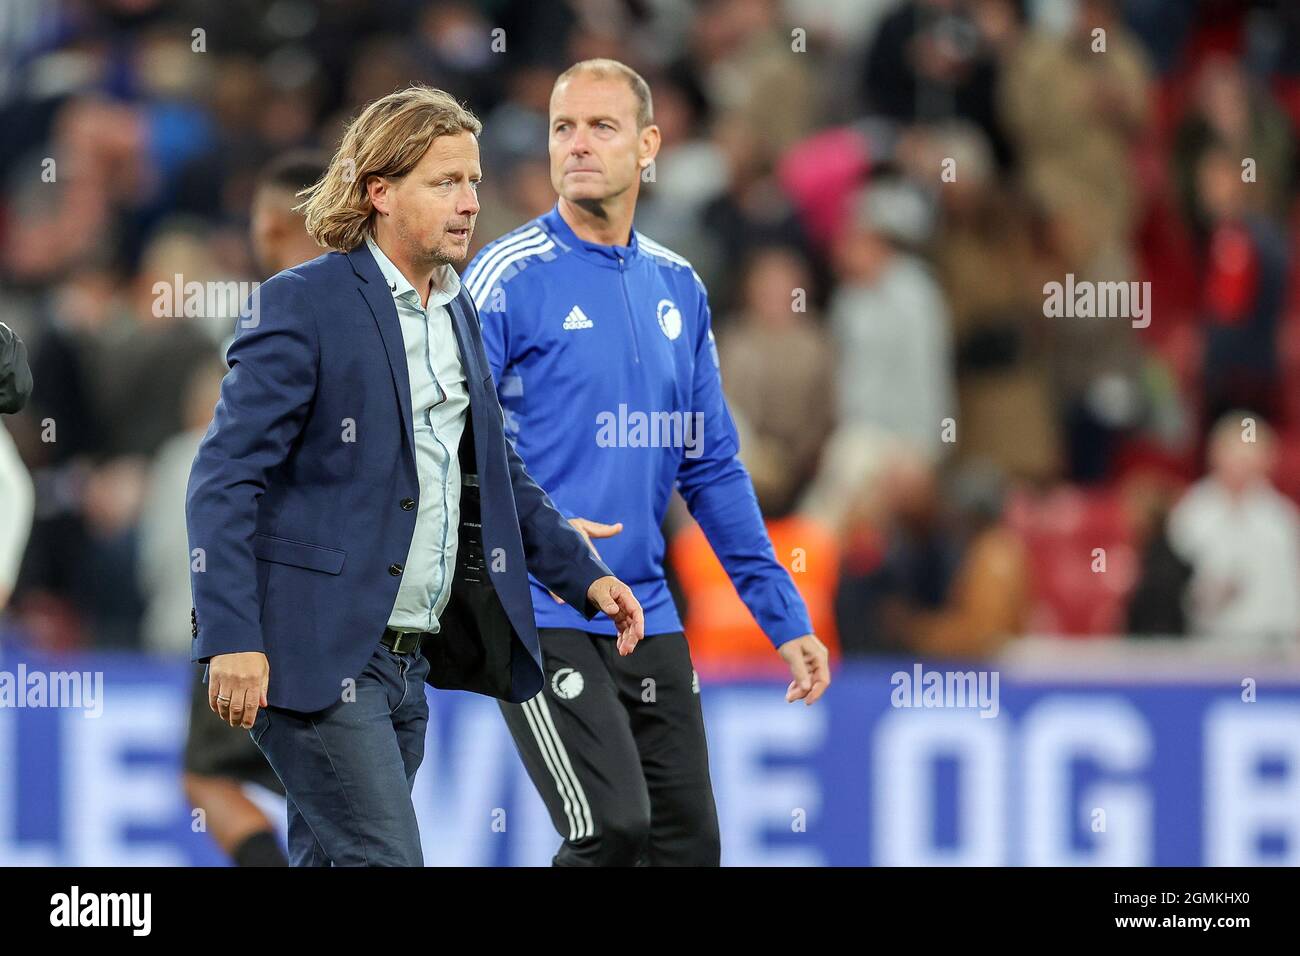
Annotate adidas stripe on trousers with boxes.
[498,628,721,866]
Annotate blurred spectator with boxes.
[776,123,873,255]
[1167,413,1300,648]
[632,71,726,255]
[250,149,329,277]
[835,447,954,655]
[20,272,108,463]
[1000,0,1152,268]
[413,3,504,110]
[92,222,223,458]
[798,424,904,532]
[671,512,840,674]
[692,0,818,165]
[1194,141,1288,433]
[829,179,957,462]
[137,358,223,654]
[1172,54,1295,238]
[1035,179,1147,484]
[477,63,554,176]
[2,0,1299,658]
[925,121,1062,481]
[1120,0,1198,72]
[902,458,1029,656]
[719,246,835,516]
[79,455,149,649]
[699,113,815,316]
[5,274,110,649]
[1123,468,1193,637]
[835,448,1027,656]
[864,0,1023,163]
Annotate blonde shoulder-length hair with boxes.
[298,84,482,252]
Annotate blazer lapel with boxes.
[347,247,416,459]
[447,291,487,471]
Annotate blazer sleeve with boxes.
[458,289,611,617]
[503,432,611,617]
[186,272,319,661]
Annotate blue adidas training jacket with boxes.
[462,204,812,646]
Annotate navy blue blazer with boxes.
[186,245,611,712]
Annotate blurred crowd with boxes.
[2,0,1300,670]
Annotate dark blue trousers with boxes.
[250,641,431,866]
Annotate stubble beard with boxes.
[395,212,471,267]
[424,227,472,266]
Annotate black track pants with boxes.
[499,629,721,866]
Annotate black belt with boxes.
[381,627,426,654]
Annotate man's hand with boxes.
[568,517,623,554]
[779,634,830,705]
[587,575,644,655]
[550,518,623,603]
[208,651,270,728]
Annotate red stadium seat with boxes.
[1006,486,1138,636]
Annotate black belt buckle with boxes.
[381,627,424,654]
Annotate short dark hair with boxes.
[554,59,654,129]
[256,149,330,197]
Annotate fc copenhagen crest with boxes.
[656,299,682,340]
[551,667,585,700]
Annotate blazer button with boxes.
[389,563,404,576]
[400,497,415,511]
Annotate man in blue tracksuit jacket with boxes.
[464,59,831,866]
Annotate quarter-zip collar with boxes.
[542,203,639,269]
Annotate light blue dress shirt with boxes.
[366,234,469,634]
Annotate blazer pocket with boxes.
[252,532,347,575]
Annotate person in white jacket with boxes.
[0,421,33,611]
[1169,412,1300,650]
[0,320,33,610]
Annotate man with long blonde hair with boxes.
[186,84,644,866]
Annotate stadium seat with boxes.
[1006,486,1137,636]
